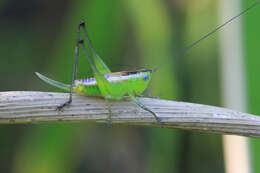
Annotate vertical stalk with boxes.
[219,0,251,173]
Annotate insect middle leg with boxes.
[105,99,113,127]
[104,95,125,126]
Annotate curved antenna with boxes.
[153,0,260,72]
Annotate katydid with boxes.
[36,1,260,125]
[36,21,158,125]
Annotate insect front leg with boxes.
[128,92,162,125]
[137,88,161,99]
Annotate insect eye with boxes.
[143,75,149,82]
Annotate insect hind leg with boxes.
[56,23,82,111]
[56,99,72,111]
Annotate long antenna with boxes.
[153,1,260,72]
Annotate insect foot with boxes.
[79,20,85,27]
[148,94,162,99]
[56,100,72,111]
[78,37,84,44]
[155,117,163,126]
[107,119,112,128]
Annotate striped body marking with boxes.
[73,70,152,98]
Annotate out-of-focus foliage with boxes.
[0,0,259,172]
[244,0,260,172]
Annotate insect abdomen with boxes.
[73,84,101,96]
[73,78,101,96]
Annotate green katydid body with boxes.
[36,20,160,124]
[36,69,152,99]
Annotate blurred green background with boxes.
[0,0,260,172]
